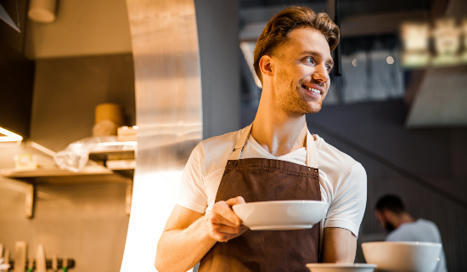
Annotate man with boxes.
[156,6,367,272]
[375,194,447,272]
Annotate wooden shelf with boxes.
[0,164,133,218]
[0,165,130,183]
[0,142,136,218]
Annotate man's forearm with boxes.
[156,215,217,272]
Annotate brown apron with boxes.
[199,125,323,272]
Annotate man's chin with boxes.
[296,107,322,115]
[306,102,323,114]
[286,100,323,115]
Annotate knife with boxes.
[36,245,46,272]
[13,242,27,272]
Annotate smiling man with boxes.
[156,6,367,272]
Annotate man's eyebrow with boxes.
[302,51,334,66]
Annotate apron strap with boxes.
[306,131,319,169]
[228,124,252,161]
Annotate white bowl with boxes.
[306,263,377,272]
[232,200,328,230]
[361,241,441,272]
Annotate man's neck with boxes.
[395,213,415,228]
[251,97,308,156]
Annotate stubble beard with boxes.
[275,69,324,115]
[278,82,322,115]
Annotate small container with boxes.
[14,153,38,170]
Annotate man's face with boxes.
[375,210,396,233]
[269,27,333,114]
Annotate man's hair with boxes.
[253,6,340,81]
[375,194,406,214]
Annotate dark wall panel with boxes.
[0,45,34,137]
[195,0,241,138]
[0,0,35,137]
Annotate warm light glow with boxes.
[400,17,467,68]
[121,170,186,272]
[0,127,23,142]
[386,56,395,64]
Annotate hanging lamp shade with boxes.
[28,0,57,23]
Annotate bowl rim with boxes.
[306,263,377,268]
[233,200,328,208]
[362,241,441,247]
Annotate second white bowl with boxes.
[361,241,441,272]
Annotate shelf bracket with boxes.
[125,179,133,215]
[25,183,35,218]
[1,178,35,218]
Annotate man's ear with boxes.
[375,210,384,224]
[259,55,274,78]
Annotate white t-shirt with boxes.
[177,127,367,237]
[387,219,447,272]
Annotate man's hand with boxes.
[205,196,248,242]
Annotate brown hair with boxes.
[253,6,340,81]
[376,194,406,215]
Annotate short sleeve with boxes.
[176,143,208,213]
[324,163,367,237]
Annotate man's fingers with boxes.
[210,225,249,242]
[212,224,243,235]
[225,196,246,206]
[212,201,241,226]
[224,196,246,225]
[210,213,238,227]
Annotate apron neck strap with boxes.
[306,131,319,168]
[229,125,252,160]
[229,124,319,168]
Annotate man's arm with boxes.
[322,227,357,263]
[155,197,247,272]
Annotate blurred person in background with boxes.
[375,194,447,272]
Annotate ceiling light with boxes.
[0,127,23,143]
[0,3,21,32]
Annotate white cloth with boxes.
[387,219,447,272]
[177,126,367,237]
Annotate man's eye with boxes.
[305,56,316,64]
[326,64,333,71]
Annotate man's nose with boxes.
[312,65,328,84]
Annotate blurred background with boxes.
[0,0,466,271]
